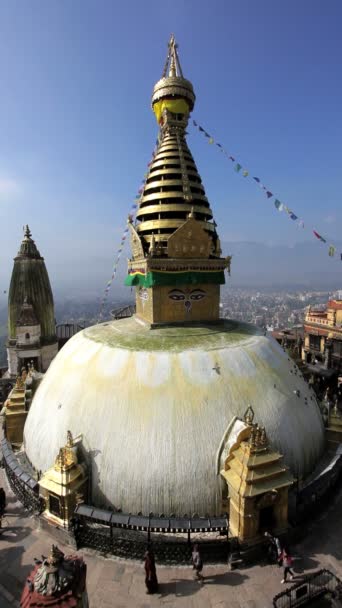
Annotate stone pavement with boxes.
[1,464,342,608]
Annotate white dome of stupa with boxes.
[24,317,324,516]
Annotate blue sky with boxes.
[0,0,341,297]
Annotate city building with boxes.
[302,296,342,380]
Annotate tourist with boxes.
[144,549,158,594]
[192,544,204,581]
[279,549,295,583]
[264,531,282,564]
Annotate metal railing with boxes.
[273,569,342,608]
[1,438,44,515]
[73,504,230,563]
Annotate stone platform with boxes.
[1,464,342,608]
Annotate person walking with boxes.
[264,531,282,564]
[280,549,295,583]
[144,549,158,594]
[192,544,204,581]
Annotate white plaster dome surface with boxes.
[24,317,324,515]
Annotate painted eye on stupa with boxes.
[168,289,186,301]
[189,289,206,301]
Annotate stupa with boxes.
[23,36,324,517]
[7,225,58,375]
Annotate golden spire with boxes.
[125,36,231,326]
[132,36,214,256]
[162,34,184,78]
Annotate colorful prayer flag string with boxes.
[192,119,340,260]
[97,141,160,321]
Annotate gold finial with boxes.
[66,430,73,447]
[162,34,184,78]
[56,447,66,470]
[249,426,256,448]
[260,426,268,446]
[244,405,255,426]
[254,426,262,448]
[24,225,32,239]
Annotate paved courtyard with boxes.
[1,465,342,608]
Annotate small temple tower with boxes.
[39,432,88,529]
[125,35,231,324]
[221,409,294,543]
[7,226,58,376]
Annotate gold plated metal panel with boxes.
[139,284,220,324]
[128,223,144,259]
[167,218,213,258]
[144,179,203,189]
[136,203,213,216]
[140,191,209,204]
[136,219,215,233]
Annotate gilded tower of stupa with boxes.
[126,35,230,324]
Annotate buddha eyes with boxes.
[169,290,186,301]
[168,289,206,301]
[190,290,205,301]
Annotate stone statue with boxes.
[21,544,88,606]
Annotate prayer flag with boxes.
[229,156,235,162]
[329,245,336,257]
[266,191,273,198]
[216,143,222,148]
[274,199,283,211]
[290,213,298,220]
[209,138,214,144]
[204,131,210,138]
[253,177,260,183]
[298,220,304,228]
[313,230,326,243]
[199,126,205,132]
[242,170,249,177]
[193,120,198,126]
[235,163,242,172]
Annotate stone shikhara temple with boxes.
[2,37,341,557]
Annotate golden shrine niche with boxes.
[220,410,294,544]
[39,431,87,529]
